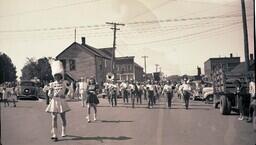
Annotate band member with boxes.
[136,83,143,104]
[109,82,118,107]
[128,81,136,108]
[120,81,128,104]
[146,80,154,109]
[86,77,99,123]
[162,81,174,108]
[45,60,70,141]
[180,79,192,110]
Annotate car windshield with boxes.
[20,82,35,86]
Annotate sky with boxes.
[0,0,254,78]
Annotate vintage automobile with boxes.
[16,80,39,100]
[201,82,214,104]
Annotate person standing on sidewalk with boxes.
[2,87,9,107]
[86,77,99,123]
[45,60,71,142]
[235,80,247,121]
[77,77,88,107]
[247,78,255,122]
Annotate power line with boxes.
[0,0,104,18]
[120,21,244,46]
[126,14,246,25]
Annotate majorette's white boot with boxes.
[93,114,97,121]
[86,115,90,123]
[61,126,66,137]
[51,128,58,141]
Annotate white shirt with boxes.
[79,81,87,91]
[162,84,173,93]
[146,84,154,91]
[181,83,191,91]
[249,81,255,97]
[120,82,127,90]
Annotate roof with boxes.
[230,60,255,74]
[56,42,111,60]
[205,57,240,63]
[98,47,113,58]
[134,62,143,69]
[115,56,135,60]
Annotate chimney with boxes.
[81,37,86,45]
[230,53,233,58]
[250,53,253,60]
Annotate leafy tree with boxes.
[21,57,53,83]
[0,52,17,84]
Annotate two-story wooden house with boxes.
[56,37,112,84]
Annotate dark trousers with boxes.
[167,93,173,108]
[144,90,147,100]
[122,90,128,103]
[111,94,117,106]
[3,99,9,107]
[46,91,50,105]
[137,92,142,104]
[183,92,190,109]
[131,92,135,108]
[148,91,154,108]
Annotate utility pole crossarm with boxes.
[106,22,125,74]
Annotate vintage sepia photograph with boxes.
[0,0,255,145]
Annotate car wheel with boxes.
[220,95,231,115]
[206,95,213,104]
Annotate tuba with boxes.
[106,72,114,81]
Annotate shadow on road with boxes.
[58,135,132,143]
[100,120,133,123]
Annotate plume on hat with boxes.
[49,58,64,76]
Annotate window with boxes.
[60,60,66,70]
[104,60,107,68]
[69,59,76,71]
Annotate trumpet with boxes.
[106,72,114,81]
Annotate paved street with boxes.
[1,97,255,145]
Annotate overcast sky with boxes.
[0,0,254,78]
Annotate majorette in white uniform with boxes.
[45,59,70,141]
[45,81,70,113]
[45,60,70,113]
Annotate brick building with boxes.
[204,54,240,81]
[115,56,144,82]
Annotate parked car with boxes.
[201,82,213,104]
[16,80,39,100]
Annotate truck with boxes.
[212,66,250,115]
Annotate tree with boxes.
[0,52,17,84]
[21,57,53,83]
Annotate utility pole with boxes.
[141,56,148,74]
[106,22,125,73]
[241,0,250,76]
[142,56,148,81]
[74,28,77,42]
[155,64,159,72]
